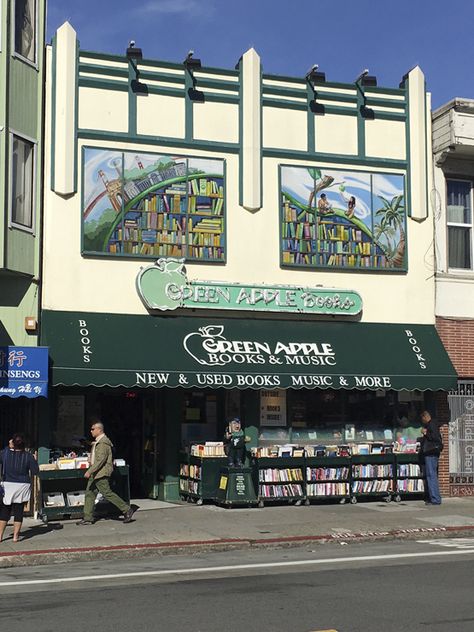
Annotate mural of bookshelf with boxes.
[107,176,224,260]
[280,165,406,271]
[83,149,225,262]
[281,199,389,268]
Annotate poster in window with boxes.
[260,390,287,427]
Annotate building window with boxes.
[447,179,473,270]
[11,134,35,230]
[14,0,36,63]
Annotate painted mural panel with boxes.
[281,166,406,270]
[82,148,225,261]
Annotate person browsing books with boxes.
[419,410,443,505]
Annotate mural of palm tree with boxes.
[374,194,406,267]
[373,222,397,258]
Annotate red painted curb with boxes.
[2,524,474,559]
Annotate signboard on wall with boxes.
[260,390,287,427]
[137,258,362,316]
[0,347,48,398]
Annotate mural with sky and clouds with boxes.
[82,148,225,260]
[281,166,406,270]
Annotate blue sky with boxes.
[47,0,472,109]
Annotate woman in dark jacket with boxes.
[0,434,39,542]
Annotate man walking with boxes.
[420,410,443,505]
[77,421,138,525]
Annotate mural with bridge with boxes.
[82,148,225,260]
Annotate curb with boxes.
[2,524,474,568]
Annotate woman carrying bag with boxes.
[0,434,39,542]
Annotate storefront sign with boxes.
[137,258,362,316]
[0,346,48,398]
[42,311,458,392]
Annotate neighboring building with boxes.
[0,0,48,444]
[432,98,474,497]
[40,22,456,500]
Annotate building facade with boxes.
[432,98,474,497]
[40,22,456,500]
[0,0,47,444]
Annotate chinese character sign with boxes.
[0,346,48,398]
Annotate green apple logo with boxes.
[137,258,190,311]
[183,325,227,366]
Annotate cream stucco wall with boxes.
[315,114,358,155]
[43,34,435,326]
[78,87,128,132]
[365,119,406,160]
[263,107,307,151]
[136,94,185,138]
[42,139,435,324]
[193,101,239,143]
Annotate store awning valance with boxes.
[41,310,457,391]
[0,346,49,398]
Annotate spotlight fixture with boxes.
[183,49,202,69]
[126,40,143,60]
[305,64,326,84]
[355,68,377,87]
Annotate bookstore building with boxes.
[40,24,457,500]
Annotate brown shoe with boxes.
[123,505,139,524]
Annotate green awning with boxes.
[41,310,457,391]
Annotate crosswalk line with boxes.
[418,537,474,549]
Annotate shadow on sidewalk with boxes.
[2,522,64,543]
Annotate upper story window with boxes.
[447,179,473,270]
[82,148,225,262]
[280,165,407,271]
[11,134,35,231]
[14,0,37,63]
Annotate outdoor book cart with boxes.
[393,452,425,502]
[304,455,351,505]
[252,456,306,508]
[37,466,130,523]
[179,452,226,505]
[350,453,394,504]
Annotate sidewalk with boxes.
[2,496,474,567]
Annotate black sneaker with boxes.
[76,519,95,526]
[123,505,139,524]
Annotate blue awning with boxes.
[0,346,48,398]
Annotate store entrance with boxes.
[99,392,144,498]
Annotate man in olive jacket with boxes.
[77,421,137,525]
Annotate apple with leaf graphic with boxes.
[183,325,227,366]
[137,258,189,311]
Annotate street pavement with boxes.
[2,496,474,567]
[2,539,474,631]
